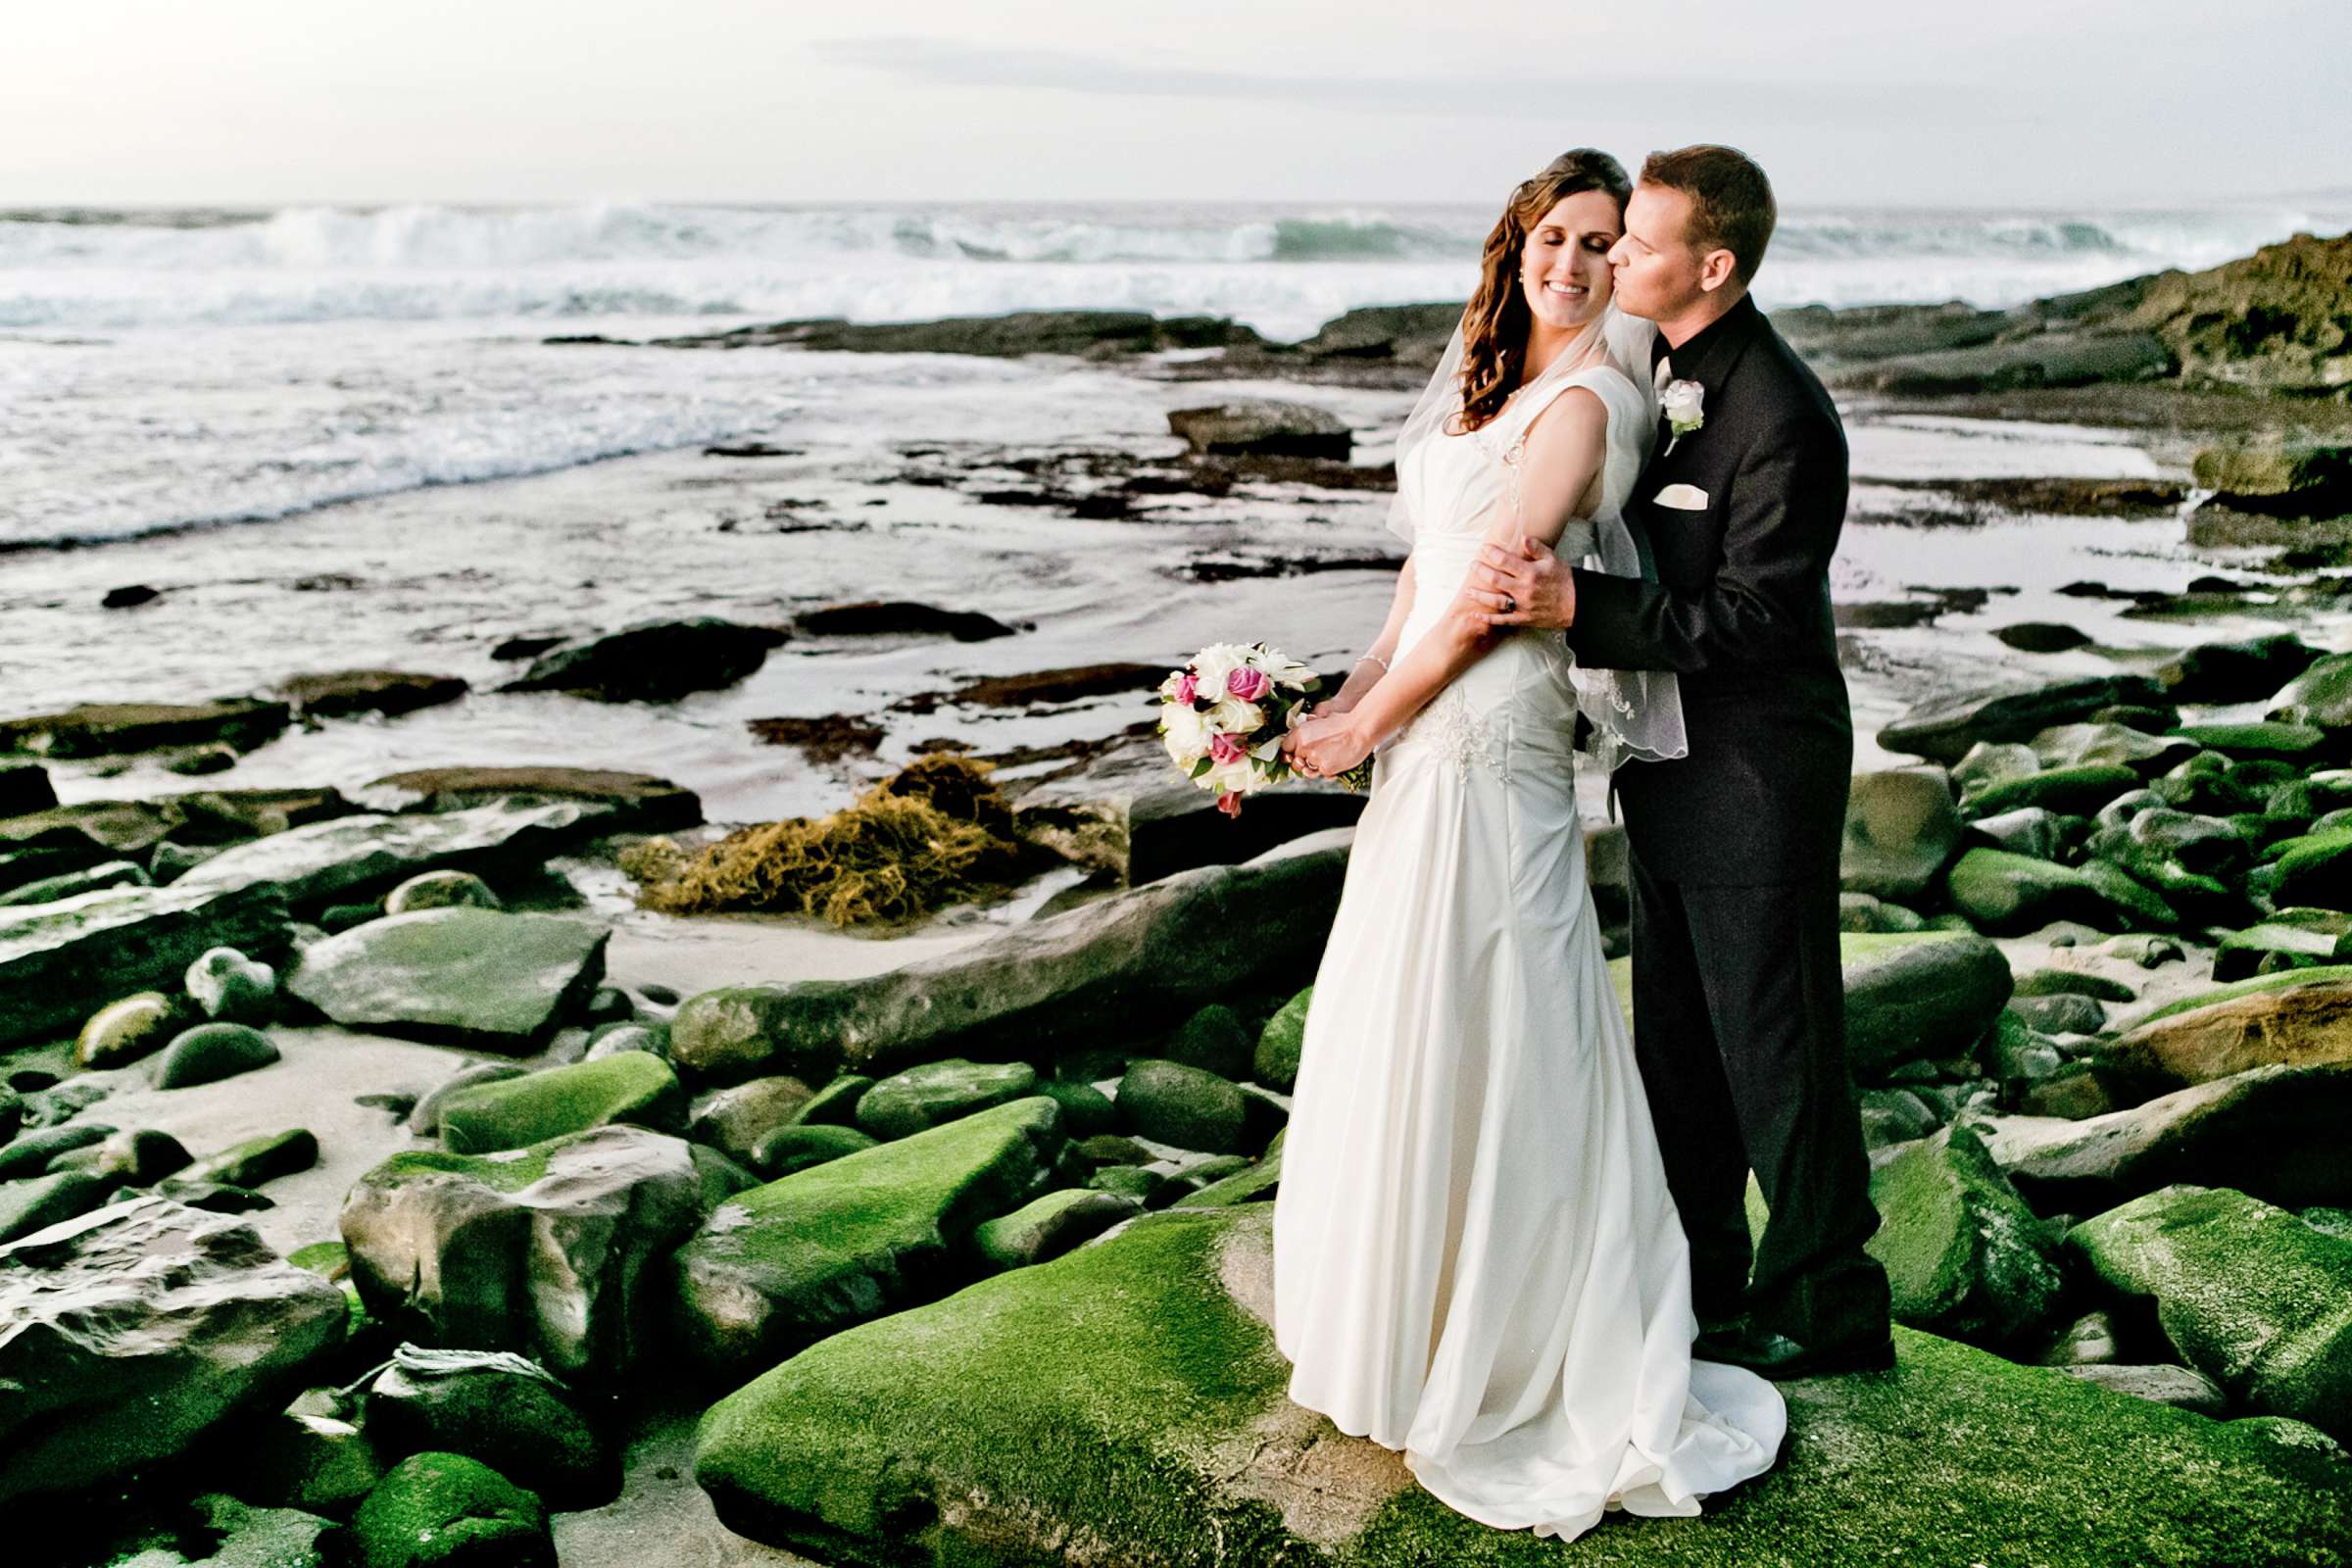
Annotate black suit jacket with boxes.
[1565,294,1851,884]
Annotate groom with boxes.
[1470,144,1893,1378]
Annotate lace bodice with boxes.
[1381,358,1676,780]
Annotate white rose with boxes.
[1161,703,1209,762]
[1207,758,1255,795]
[1191,643,1250,698]
[1660,378,1705,435]
[1209,696,1264,735]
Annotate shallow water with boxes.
[5,349,2337,825]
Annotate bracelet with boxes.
[1354,654,1390,673]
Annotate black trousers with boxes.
[1627,856,1891,1348]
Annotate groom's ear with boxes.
[1696,247,1740,294]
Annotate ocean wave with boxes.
[0,198,2345,334]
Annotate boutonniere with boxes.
[1660,378,1704,455]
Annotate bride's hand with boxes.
[1289,713,1373,779]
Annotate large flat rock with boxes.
[668,840,1348,1085]
[340,1125,707,1382]
[0,1195,347,1506]
[0,698,290,759]
[1981,1062,2352,1212]
[694,1203,2352,1567]
[169,796,607,908]
[2097,971,2352,1094]
[287,906,610,1051]
[352,765,702,833]
[669,1096,1064,1382]
[0,880,289,1047]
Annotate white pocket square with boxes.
[1653,482,1710,511]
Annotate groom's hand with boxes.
[1469,536,1575,631]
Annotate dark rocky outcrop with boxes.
[274,670,469,721]
[0,1197,347,1507]
[0,698,290,760]
[499,616,787,703]
[1167,400,1351,461]
[669,841,1348,1086]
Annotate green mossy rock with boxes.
[1881,676,2170,766]
[286,906,610,1052]
[1085,1163,1178,1206]
[694,1203,2352,1568]
[1164,1002,1253,1081]
[970,1187,1140,1270]
[2256,828,2352,910]
[1840,931,2013,1080]
[340,1126,706,1382]
[0,1196,349,1508]
[1866,1125,2069,1348]
[1963,763,2142,818]
[2169,721,2329,761]
[2010,967,2136,1002]
[684,1073,814,1164]
[2071,1184,2352,1440]
[1842,766,1965,906]
[0,1121,111,1180]
[0,1168,111,1243]
[234,1396,389,1517]
[2027,722,2196,777]
[151,1020,281,1088]
[1944,848,2100,933]
[1175,1143,1284,1208]
[364,1345,615,1511]
[1253,986,1310,1092]
[74,989,182,1069]
[2273,652,2352,732]
[1116,1056,1251,1152]
[1032,1076,1118,1138]
[349,1451,553,1568]
[854,1057,1039,1140]
[668,1096,1064,1381]
[785,1072,874,1128]
[1983,1062,2352,1212]
[664,848,1347,1085]
[2214,908,2352,981]
[749,1121,878,1178]
[437,1052,684,1154]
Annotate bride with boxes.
[1272,150,1788,1540]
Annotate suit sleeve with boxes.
[1566,416,1845,673]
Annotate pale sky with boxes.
[5,0,2345,208]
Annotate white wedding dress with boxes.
[1270,351,1788,1541]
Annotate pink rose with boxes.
[1216,791,1244,818]
[1174,671,1199,704]
[1226,665,1271,701]
[1209,731,1246,765]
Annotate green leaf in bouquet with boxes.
[1189,757,1215,780]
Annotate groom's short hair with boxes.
[1641,145,1776,286]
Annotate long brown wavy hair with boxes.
[1452,149,1633,434]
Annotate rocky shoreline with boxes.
[6,231,2352,1565]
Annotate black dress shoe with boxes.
[1693,1323,1896,1380]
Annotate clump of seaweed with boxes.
[620,754,1029,926]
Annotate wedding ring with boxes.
[1500,593,1517,614]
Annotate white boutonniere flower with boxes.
[1660,378,1704,454]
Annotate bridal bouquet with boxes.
[1158,641,1372,817]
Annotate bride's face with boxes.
[1517,191,1620,333]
